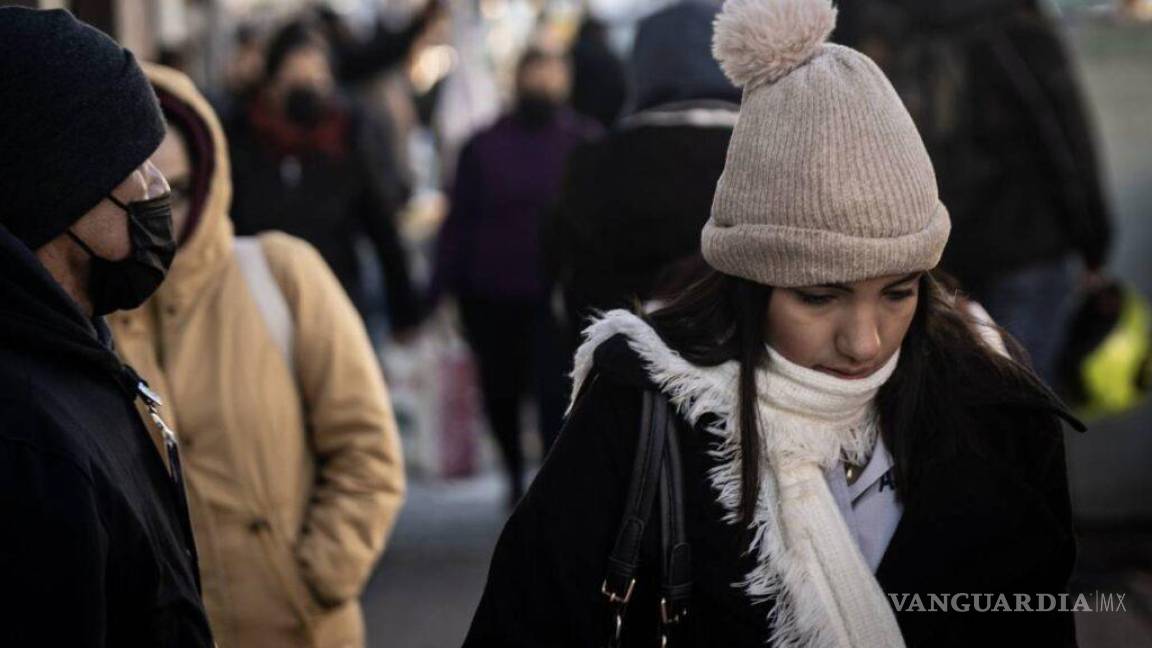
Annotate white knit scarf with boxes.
[571,310,906,648]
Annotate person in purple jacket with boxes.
[431,46,601,506]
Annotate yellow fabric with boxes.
[1080,286,1151,419]
[110,64,405,648]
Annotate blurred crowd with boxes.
[1,0,1149,646]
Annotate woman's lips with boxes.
[816,365,876,380]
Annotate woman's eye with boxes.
[796,292,835,306]
[885,289,917,302]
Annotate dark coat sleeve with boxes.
[541,144,587,287]
[989,413,1080,647]
[463,374,642,647]
[0,412,110,646]
[429,138,481,306]
[877,399,1081,648]
[353,110,421,331]
[543,141,600,322]
[993,15,1112,270]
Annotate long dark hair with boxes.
[646,266,1063,523]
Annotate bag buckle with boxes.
[601,577,636,606]
[660,597,687,625]
[602,578,634,648]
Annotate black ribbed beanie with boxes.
[0,7,165,250]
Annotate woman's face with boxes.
[766,272,922,379]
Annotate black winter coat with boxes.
[546,103,736,342]
[0,225,213,647]
[465,333,1081,647]
[834,0,1111,290]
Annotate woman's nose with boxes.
[836,308,882,365]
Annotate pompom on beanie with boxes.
[0,7,165,250]
[702,0,951,287]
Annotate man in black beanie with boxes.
[0,8,213,646]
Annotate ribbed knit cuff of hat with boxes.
[703,204,951,287]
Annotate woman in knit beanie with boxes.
[465,1,1081,646]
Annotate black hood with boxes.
[0,223,135,389]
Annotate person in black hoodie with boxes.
[547,0,742,364]
[0,8,213,647]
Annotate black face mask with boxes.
[285,85,326,130]
[68,193,176,316]
[515,95,560,129]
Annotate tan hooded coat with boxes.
[110,64,405,648]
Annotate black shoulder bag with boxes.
[601,391,692,647]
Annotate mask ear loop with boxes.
[106,194,129,211]
[66,193,132,257]
[66,230,100,258]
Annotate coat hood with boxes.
[140,63,235,307]
[628,1,741,114]
[0,223,130,383]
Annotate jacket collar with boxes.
[0,223,136,390]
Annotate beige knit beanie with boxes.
[702,0,951,287]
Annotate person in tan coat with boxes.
[109,63,405,648]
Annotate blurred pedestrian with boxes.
[316,0,444,86]
[214,23,265,120]
[431,47,600,506]
[0,8,212,646]
[225,20,419,334]
[835,0,1113,382]
[466,1,1080,645]
[548,0,742,362]
[108,63,406,648]
[569,16,628,129]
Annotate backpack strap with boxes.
[603,390,691,647]
[233,236,294,371]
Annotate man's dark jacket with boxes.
[0,224,213,647]
[464,334,1081,647]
